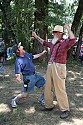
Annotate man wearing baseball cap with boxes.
[11,42,47,108]
[32,24,76,119]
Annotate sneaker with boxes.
[38,94,45,105]
[11,99,17,108]
[60,110,70,119]
[41,106,54,111]
[38,99,45,105]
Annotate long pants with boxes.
[44,62,69,111]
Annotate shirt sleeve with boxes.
[15,59,21,74]
[43,40,52,48]
[25,52,33,60]
[28,53,34,60]
[63,38,76,50]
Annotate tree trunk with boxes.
[0,0,17,44]
[67,0,83,60]
[76,23,83,58]
[71,0,83,34]
[33,0,48,62]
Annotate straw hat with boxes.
[52,25,63,33]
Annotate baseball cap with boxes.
[12,42,21,53]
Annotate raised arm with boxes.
[64,24,75,39]
[32,32,44,45]
[33,50,47,59]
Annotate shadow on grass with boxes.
[0,59,83,125]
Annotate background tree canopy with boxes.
[0,0,83,60]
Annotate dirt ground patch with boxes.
[0,60,83,125]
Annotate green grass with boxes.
[0,59,83,125]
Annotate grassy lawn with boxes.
[0,59,83,125]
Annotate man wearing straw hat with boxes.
[32,24,76,119]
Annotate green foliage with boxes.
[0,0,81,52]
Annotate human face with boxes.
[18,46,25,55]
[53,31,63,40]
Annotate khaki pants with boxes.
[44,62,69,111]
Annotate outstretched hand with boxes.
[42,50,47,55]
[64,24,75,39]
[32,32,38,39]
[64,24,70,30]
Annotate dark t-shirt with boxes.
[15,52,35,75]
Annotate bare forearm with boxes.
[32,32,44,44]
[36,36,44,44]
[64,24,75,39]
[67,29,75,39]
[33,50,47,59]
[33,53,43,59]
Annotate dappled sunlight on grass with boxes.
[33,123,39,125]
[28,123,38,125]
[0,86,5,89]
[14,90,21,93]
[0,103,11,113]
[0,61,82,125]
[4,74,9,77]
[13,90,21,95]
[75,72,81,75]
[0,72,10,79]
[68,71,78,77]
[59,122,73,125]
[75,93,83,96]
[67,70,83,82]
[72,118,83,125]
[67,71,77,80]
[80,84,83,86]
[78,107,83,111]
[0,74,4,78]
[58,118,83,125]
[70,102,76,108]
[69,77,76,81]
[25,106,35,114]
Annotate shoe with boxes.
[38,94,45,105]
[60,110,70,119]
[38,98,45,105]
[11,99,17,108]
[41,106,54,111]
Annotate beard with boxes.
[52,36,59,44]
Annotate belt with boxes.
[23,72,35,76]
[48,61,54,64]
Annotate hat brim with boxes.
[52,30,64,33]
[12,42,21,53]
[51,31,65,35]
[18,42,21,47]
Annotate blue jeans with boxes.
[22,73,46,92]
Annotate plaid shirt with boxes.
[43,38,76,64]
